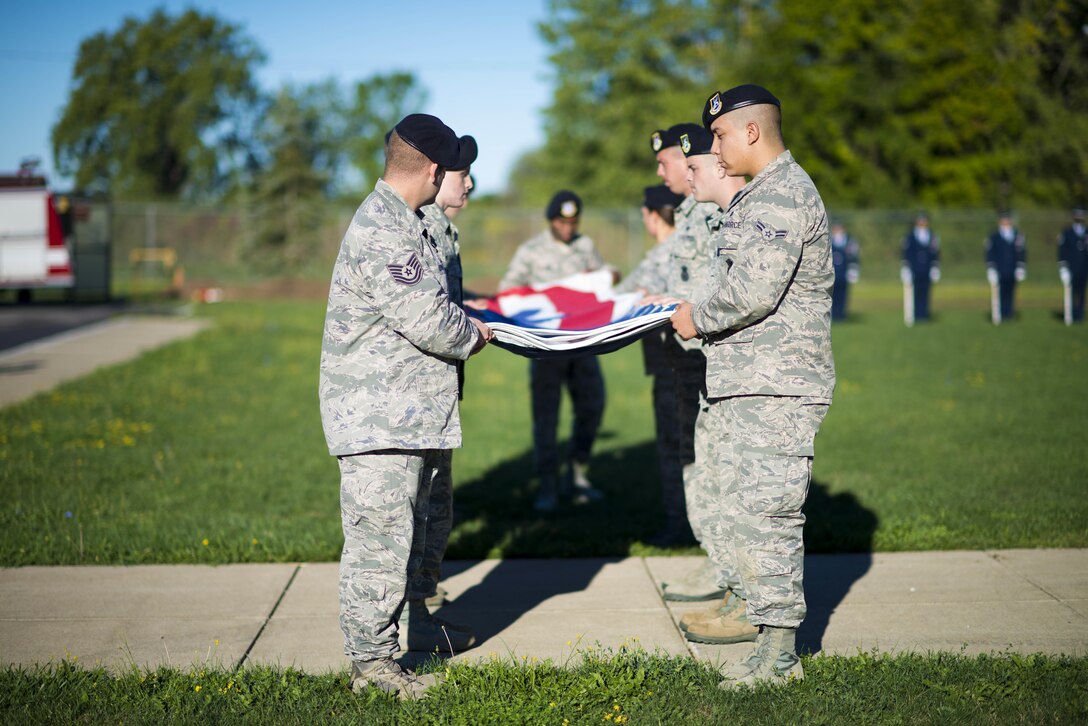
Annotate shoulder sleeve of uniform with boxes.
[692,186,813,335]
[499,240,534,291]
[352,216,478,360]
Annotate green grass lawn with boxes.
[1,276,1086,565]
[3,649,1087,725]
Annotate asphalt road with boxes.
[0,302,126,351]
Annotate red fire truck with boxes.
[0,163,74,294]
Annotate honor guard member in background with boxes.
[671,84,835,687]
[499,191,610,513]
[404,135,478,649]
[671,125,756,647]
[617,182,691,546]
[829,220,860,321]
[901,212,941,324]
[1058,208,1087,324]
[319,114,492,699]
[985,211,1027,324]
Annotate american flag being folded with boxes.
[467,270,676,358]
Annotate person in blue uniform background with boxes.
[1058,208,1087,323]
[830,220,859,321]
[985,211,1027,322]
[901,212,941,322]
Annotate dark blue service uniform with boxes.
[831,232,859,321]
[1059,223,1088,322]
[902,228,940,321]
[986,227,1026,320]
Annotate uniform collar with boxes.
[727,150,793,211]
[375,178,415,217]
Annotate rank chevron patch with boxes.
[755,220,788,242]
[387,253,423,285]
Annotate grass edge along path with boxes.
[1,649,1086,725]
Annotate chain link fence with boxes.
[100,201,1077,298]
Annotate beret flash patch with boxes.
[387,253,423,285]
[709,92,722,115]
[651,132,663,151]
[560,200,578,217]
[680,134,691,154]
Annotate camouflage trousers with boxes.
[337,449,442,661]
[702,395,828,628]
[672,345,743,596]
[529,356,605,477]
[406,450,453,601]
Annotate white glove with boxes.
[846,267,859,284]
[930,267,941,283]
[1060,266,1071,285]
[986,267,998,285]
[1015,265,1026,282]
[900,266,912,284]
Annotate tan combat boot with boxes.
[661,557,727,602]
[679,589,739,632]
[683,598,759,644]
[718,625,804,689]
[404,599,476,653]
[349,657,443,700]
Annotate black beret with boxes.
[394,113,460,167]
[642,184,684,211]
[702,84,781,129]
[1073,208,1086,220]
[660,123,702,151]
[546,190,582,220]
[450,135,477,171]
[680,127,714,156]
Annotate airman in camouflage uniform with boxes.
[672,85,835,688]
[319,115,490,699]
[499,190,610,513]
[403,135,478,651]
[617,184,687,542]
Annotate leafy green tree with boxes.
[344,73,428,193]
[51,8,264,200]
[531,0,723,206]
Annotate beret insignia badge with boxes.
[651,132,663,151]
[755,220,788,242]
[709,93,722,116]
[680,134,691,154]
[560,200,578,218]
[387,253,423,285]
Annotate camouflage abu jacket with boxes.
[498,230,605,290]
[691,151,835,402]
[319,180,479,456]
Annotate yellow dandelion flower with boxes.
[549,702,557,709]
[214,639,219,646]
[251,538,259,545]
[202,538,209,546]
[122,435,135,446]
[194,685,201,692]
[613,704,620,711]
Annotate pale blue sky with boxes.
[0,0,553,195]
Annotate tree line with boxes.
[52,4,1088,266]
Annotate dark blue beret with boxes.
[546,190,582,220]
[394,113,460,167]
[642,184,684,211]
[702,84,781,129]
[661,123,703,151]
[680,127,714,157]
[450,135,477,171]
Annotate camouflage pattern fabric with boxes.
[319,179,479,456]
[338,449,441,661]
[691,150,836,401]
[529,356,605,477]
[498,230,605,291]
[406,448,452,601]
[668,197,720,353]
[702,396,828,627]
[616,239,671,295]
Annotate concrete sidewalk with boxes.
[0,315,209,407]
[2,550,1085,674]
